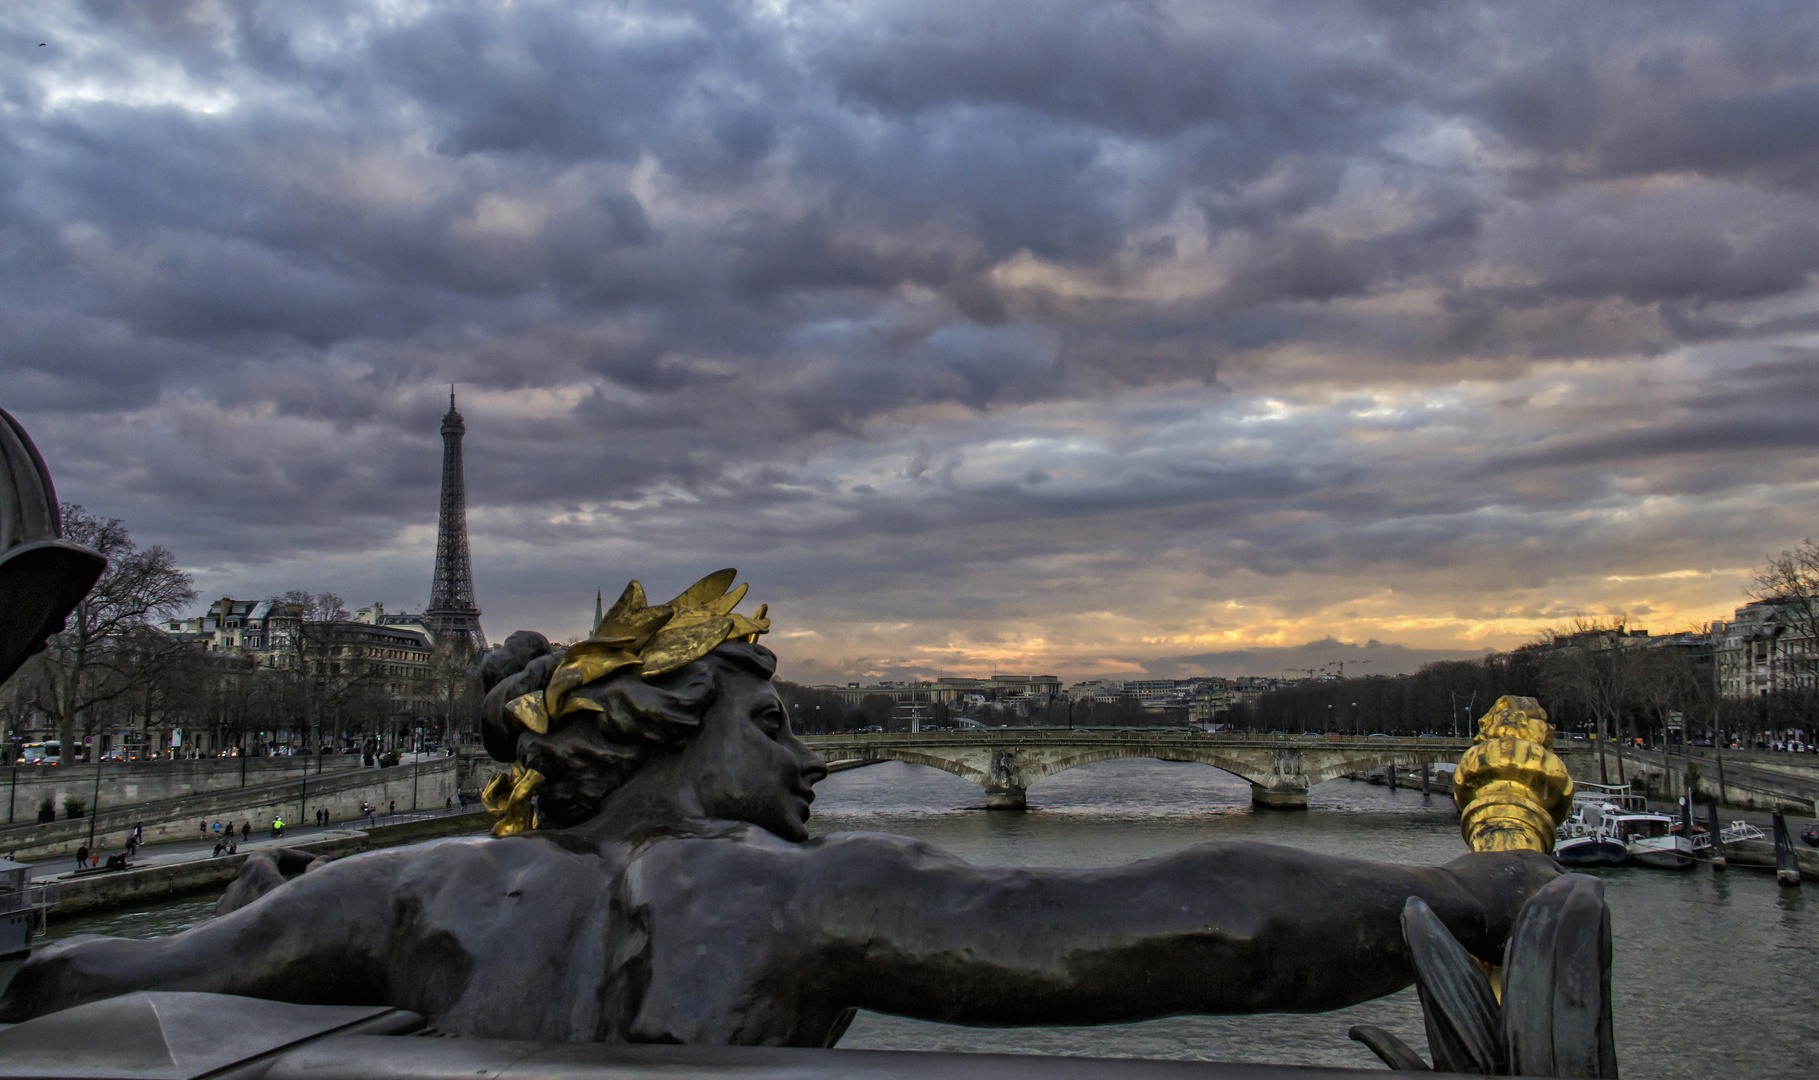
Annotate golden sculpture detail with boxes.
[481,762,544,837]
[486,569,769,837]
[1452,695,1574,854]
[503,568,769,736]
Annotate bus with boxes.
[17,741,60,765]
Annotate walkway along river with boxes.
[4,759,1813,1079]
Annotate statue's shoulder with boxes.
[356,832,625,887]
[630,827,968,880]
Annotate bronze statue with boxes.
[0,406,105,687]
[0,572,1569,1054]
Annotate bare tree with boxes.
[428,640,478,747]
[35,505,196,760]
[1535,616,1641,784]
[1630,644,1711,749]
[271,590,371,752]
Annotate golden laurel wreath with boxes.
[482,568,770,835]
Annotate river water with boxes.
[13,759,1817,1078]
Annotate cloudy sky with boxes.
[6,1,1819,685]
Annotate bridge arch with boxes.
[1018,747,1273,789]
[829,749,991,788]
[806,735,1464,811]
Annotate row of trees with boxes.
[1233,625,1716,739]
[1233,535,1819,768]
[0,506,477,763]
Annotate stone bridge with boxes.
[800,731,1475,808]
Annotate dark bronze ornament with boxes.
[0,407,105,687]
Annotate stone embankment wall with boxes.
[49,809,492,916]
[0,758,458,862]
[456,747,502,793]
[1559,743,1819,816]
[1,756,371,826]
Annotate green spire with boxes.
[592,588,603,637]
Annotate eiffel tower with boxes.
[425,388,486,655]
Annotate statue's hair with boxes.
[480,639,777,829]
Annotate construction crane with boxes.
[1325,659,1370,679]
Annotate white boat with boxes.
[1554,801,1630,866]
[1611,811,1695,869]
[1688,820,1767,853]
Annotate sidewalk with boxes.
[15,805,481,883]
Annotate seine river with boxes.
[15,759,1817,1078]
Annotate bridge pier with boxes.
[1249,783,1308,809]
[986,786,1027,810]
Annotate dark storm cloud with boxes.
[5,1,1819,676]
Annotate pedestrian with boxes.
[199,820,207,835]
[389,800,395,816]
[445,797,452,810]
[241,821,249,842]
[133,822,143,845]
[74,844,88,870]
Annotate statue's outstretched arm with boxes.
[0,852,408,1021]
[795,834,1555,1024]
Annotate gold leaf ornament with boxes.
[544,640,641,718]
[671,568,738,609]
[481,763,545,837]
[497,569,773,740]
[703,581,749,615]
[641,616,736,676]
[505,692,551,735]
[599,580,647,627]
[1452,695,1575,854]
[728,604,770,642]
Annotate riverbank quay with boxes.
[1592,744,1819,817]
[1627,796,1819,880]
[0,756,459,863]
[21,806,490,918]
[1,757,369,826]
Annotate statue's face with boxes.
[679,667,827,841]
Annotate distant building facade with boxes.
[163,597,438,723]
[1713,599,1817,700]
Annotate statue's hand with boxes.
[479,631,558,761]
[1439,848,1562,960]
